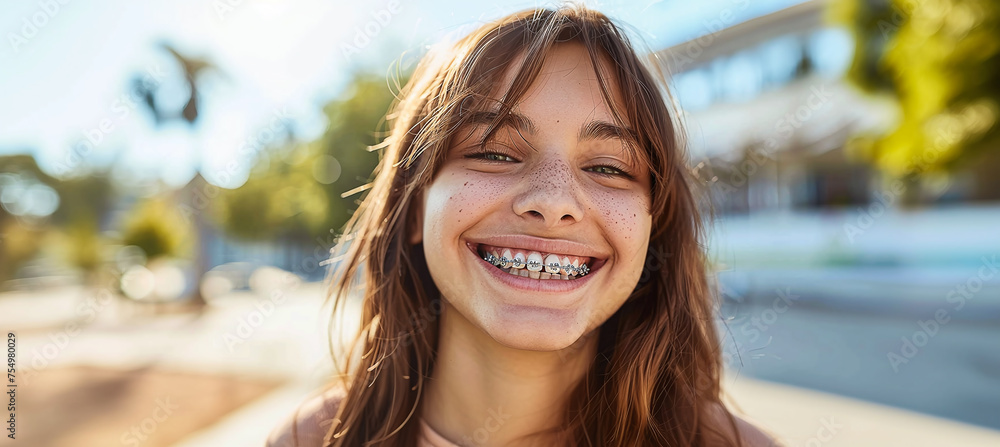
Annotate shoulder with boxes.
[265,388,345,447]
[730,413,780,447]
[705,402,781,447]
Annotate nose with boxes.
[512,158,585,227]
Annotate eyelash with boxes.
[464,147,636,180]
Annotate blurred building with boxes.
[177,174,330,287]
[653,0,998,214]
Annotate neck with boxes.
[422,303,597,446]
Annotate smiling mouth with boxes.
[474,243,595,281]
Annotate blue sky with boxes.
[0,0,806,188]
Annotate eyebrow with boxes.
[464,109,637,144]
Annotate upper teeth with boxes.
[527,252,544,272]
[512,252,526,269]
[482,249,591,277]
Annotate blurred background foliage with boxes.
[121,195,191,261]
[831,0,1000,176]
[1,155,115,282]
[214,72,397,243]
[1,50,402,288]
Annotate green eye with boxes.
[589,165,624,176]
[484,153,516,162]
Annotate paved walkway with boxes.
[3,284,999,446]
[726,376,1000,447]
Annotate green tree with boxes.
[121,196,191,260]
[0,155,117,283]
[0,156,59,282]
[50,173,115,227]
[216,71,401,243]
[51,171,115,280]
[0,219,46,283]
[831,0,1000,176]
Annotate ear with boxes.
[408,189,425,245]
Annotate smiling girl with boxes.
[268,5,774,447]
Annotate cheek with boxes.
[589,188,652,250]
[423,171,507,241]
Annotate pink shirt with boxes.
[417,419,461,447]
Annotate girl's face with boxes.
[415,43,653,351]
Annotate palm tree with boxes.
[132,43,220,307]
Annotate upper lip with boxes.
[466,234,609,259]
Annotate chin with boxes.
[479,304,590,352]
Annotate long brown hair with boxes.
[323,5,743,446]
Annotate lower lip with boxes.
[466,242,599,295]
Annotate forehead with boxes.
[492,42,628,126]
